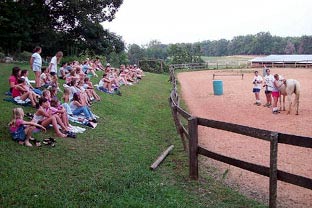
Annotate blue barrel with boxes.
[213,80,223,95]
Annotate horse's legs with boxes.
[282,95,286,111]
[278,93,282,110]
[286,94,292,114]
[295,93,299,115]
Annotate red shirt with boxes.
[12,86,22,98]
[9,75,17,89]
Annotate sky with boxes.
[103,0,312,45]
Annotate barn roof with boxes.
[250,55,312,63]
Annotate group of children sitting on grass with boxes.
[7,60,144,147]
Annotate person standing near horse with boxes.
[252,71,263,106]
[272,74,286,114]
[29,46,42,88]
[262,65,268,77]
[263,68,274,107]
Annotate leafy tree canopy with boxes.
[0,0,124,57]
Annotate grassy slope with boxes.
[0,63,265,207]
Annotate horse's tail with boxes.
[293,80,300,105]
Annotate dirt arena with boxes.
[177,68,312,208]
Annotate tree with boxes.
[127,44,145,64]
[167,43,203,64]
[228,35,255,55]
[106,51,128,66]
[298,36,312,54]
[200,40,212,56]
[284,41,295,54]
[251,32,273,55]
[145,40,168,60]
[228,36,244,55]
[72,23,124,56]
[215,39,229,56]
[0,1,52,54]
[45,0,124,55]
[46,0,123,31]
[0,0,124,57]
[167,44,188,64]
[271,36,286,54]
[192,42,202,62]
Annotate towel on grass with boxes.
[3,97,31,106]
[68,115,98,128]
[32,124,86,134]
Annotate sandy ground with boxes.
[177,68,312,208]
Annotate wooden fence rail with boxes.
[212,73,244,80]
[170,61,249,70]
[168,67,312,208]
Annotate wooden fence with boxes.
[168,67,312,208]
[171,61,248,70]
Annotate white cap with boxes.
[106,63,111,67]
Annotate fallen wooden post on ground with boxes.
[150,145,174,170]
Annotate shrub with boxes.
[139,60,167,73]
[0,52,5,62]
[62,55,80,64]
[15,51,32,62]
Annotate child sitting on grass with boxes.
[70,92,97,123]
[33,97,68,138]
[83,77,101,101]
[9,108,46,147]
[40,67,51,89]
[98,73,113,93]
[12,78,38,107]
[21,69,42,95]
[50,98,70,129]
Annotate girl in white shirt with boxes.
[48,51,63,76]
[29,46,42,88]
[252,71,263,106]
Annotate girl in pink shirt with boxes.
[9,108,46,147]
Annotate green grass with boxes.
[0,63,266,207]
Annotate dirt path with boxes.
[177,68,312,208]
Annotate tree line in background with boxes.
[1,1,311,72]
[128,32,312,66]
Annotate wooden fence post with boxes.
[269,132,278,208]
[188,116,198,180]
[173,105,187,151]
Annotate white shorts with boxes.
[32,65,41,72]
